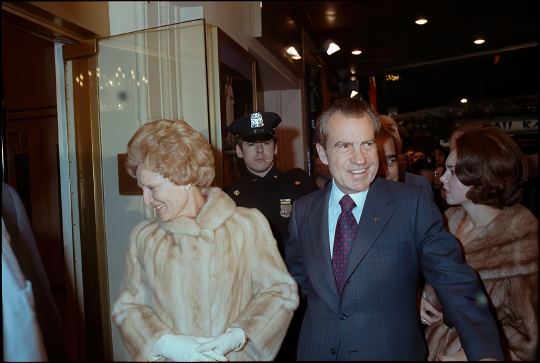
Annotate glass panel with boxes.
[95,19,208,361]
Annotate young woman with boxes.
[421,125,538,361]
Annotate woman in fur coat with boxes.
[112,120,299,361]
[420,125,538,361]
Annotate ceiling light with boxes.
[474,39,485,44]
[461,98,468,103]
[286,46,301,60]
[350,90,358,98]
[415,19,428,25]
[327,43,340,55]
[352,50,362,55]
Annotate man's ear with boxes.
[274,142,278,155]
[236,144,244,158]
[316,143,329,165]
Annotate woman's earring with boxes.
[184,185,191,191]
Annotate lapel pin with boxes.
[374,216,381,221]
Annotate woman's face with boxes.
[136,163,189,222]
[439,150,471,206]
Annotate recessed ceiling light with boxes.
[327,43,340,55]
[474,39,485,44]
[461,98,468,103]
[415,19,428,25]
[352,50,362,55]
[286,46,301,59]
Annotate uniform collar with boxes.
[243,163,281,181]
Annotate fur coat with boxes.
[112,187,299,361]
[424,204,538,361]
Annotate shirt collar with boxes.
[329,180,369,210]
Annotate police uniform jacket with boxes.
[224,164,318,257]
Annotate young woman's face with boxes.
[439,150,471,206]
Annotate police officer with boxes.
[224,111,316,361]
[224,111,318,258]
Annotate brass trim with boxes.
[2,2,98,41]
[69,57,112,361]
[206,26,223,188]
[2,4,86,42]
[63,39,98,60]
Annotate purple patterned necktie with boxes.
[332,195,358,294]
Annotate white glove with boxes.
[152,333,227,362]
[196,328,247,356]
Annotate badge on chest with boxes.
[280,199,292,218]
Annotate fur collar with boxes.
[445,204,538,280]
[157,187,236,242]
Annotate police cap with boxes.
[227,111,281,142]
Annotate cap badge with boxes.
[250,112,264,128]
[295,181,301,185]
[280,199,292,218]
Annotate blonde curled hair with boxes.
[125,119,215,188]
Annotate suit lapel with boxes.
[307,185,341,308]
[344,178,395,283]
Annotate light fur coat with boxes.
[424,204,538,361]
[112,187,299,361]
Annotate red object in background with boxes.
[494,55,500,65]
[368,76,377,111]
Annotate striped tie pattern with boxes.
[332,195,358,294]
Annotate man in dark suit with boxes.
[284,98,504,361]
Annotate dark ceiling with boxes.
[260,1,539,114]
[293,0,538,77]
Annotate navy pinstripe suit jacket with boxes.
[285,177,504,361]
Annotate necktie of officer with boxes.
[332,195,358,294]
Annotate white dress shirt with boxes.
[328,180,368,258]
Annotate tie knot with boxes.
[339,195,356,212]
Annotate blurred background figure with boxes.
[404,150,416,169]
[2,182,67,361]
[3,217,47,362]
[412,150,426,164]
[376,129,399,182]
[409,156,436,185]
[379,115,403,155]
[379,115,433,197]
[314,155,332,188]
[430,147,448,186]
[397,153,408,181]
[421,125,538,361]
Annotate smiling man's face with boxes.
[317,114,378,194]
